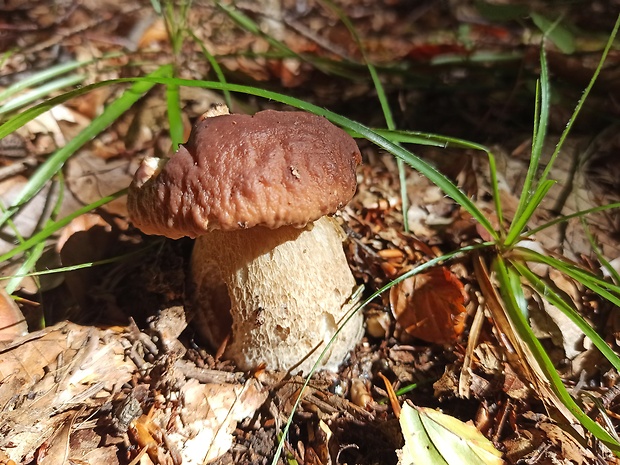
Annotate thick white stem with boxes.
[191,216,363,373]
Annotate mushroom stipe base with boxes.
[191,216,363,373]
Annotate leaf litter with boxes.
[0,1,620,464]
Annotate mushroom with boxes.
[127,105,363,373]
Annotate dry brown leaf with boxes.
[539,421,598,465]
[0,176,57,257]
[0,175,86,271]
[56,213,111,252]
[64,150,136,217]
[0,288,28,341]
[81,446,121,465]
[55,213,116,310]
[528,289,584,361]
[148,306,187,355]
[305,420,335,465]
[474,342,504,375]
[502,364,530,401]
[137,17,168,49]
[406,171,456,238]
[36,409,80,465]
[503,429,541,463]
[166,378,267,464]
[390,267,467,344]
[0,132,27,159]
[0,322,137,463]
[67,87,110,121]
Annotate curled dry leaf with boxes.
[390,267,467,345]
[56,213,111,252]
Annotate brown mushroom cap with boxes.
[127,110,361,239]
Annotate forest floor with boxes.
[1,1,620,464]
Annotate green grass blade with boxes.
[475,2,529,21]
[359,43,411,234]
[160,0,188,148]
[373,128,506,234]
[525,202,620,237]
[507,14,620,246]
[215,1,362,79]
[0,188,127,265]
[149,0,162,14]
[0,74,86,115]
[369,129,490,151]
[580,216,620,285]
[364,128,506,234]
[431,50,522,64]
[166,81,184,151]
[493,256,620,453]
[0,243,159,282]
[4,241,45,295]
[539,14,620,185]
[216,2,297,58]
[531,13,575,54]
[513,260,620,372]
[486,150,505,237]
[162,0,189,56]
[0,60,90,104]
[4,174,67,293]
[341,125,496,238]
[0,81,115,138]
[0,65,172,229]
[515,247,620,304]
[506,48,550,244]
[505,179,556,247]
[235,48,370,80]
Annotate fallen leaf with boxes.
[0,176,56,257]
[0,288,28,341]
[137,17,168,49]
[390,267,467,344]
[56,213,115,310]
[398,402,504,465]
[66,87,110,120]
[64,150,135,217]
[37,410,81,465]
[539,420,597,465]
[0,322,137,462]
[166,378,267,464]
[305,420,334,465]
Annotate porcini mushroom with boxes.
[127,105,363,373]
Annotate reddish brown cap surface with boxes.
[127,110,361,238]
